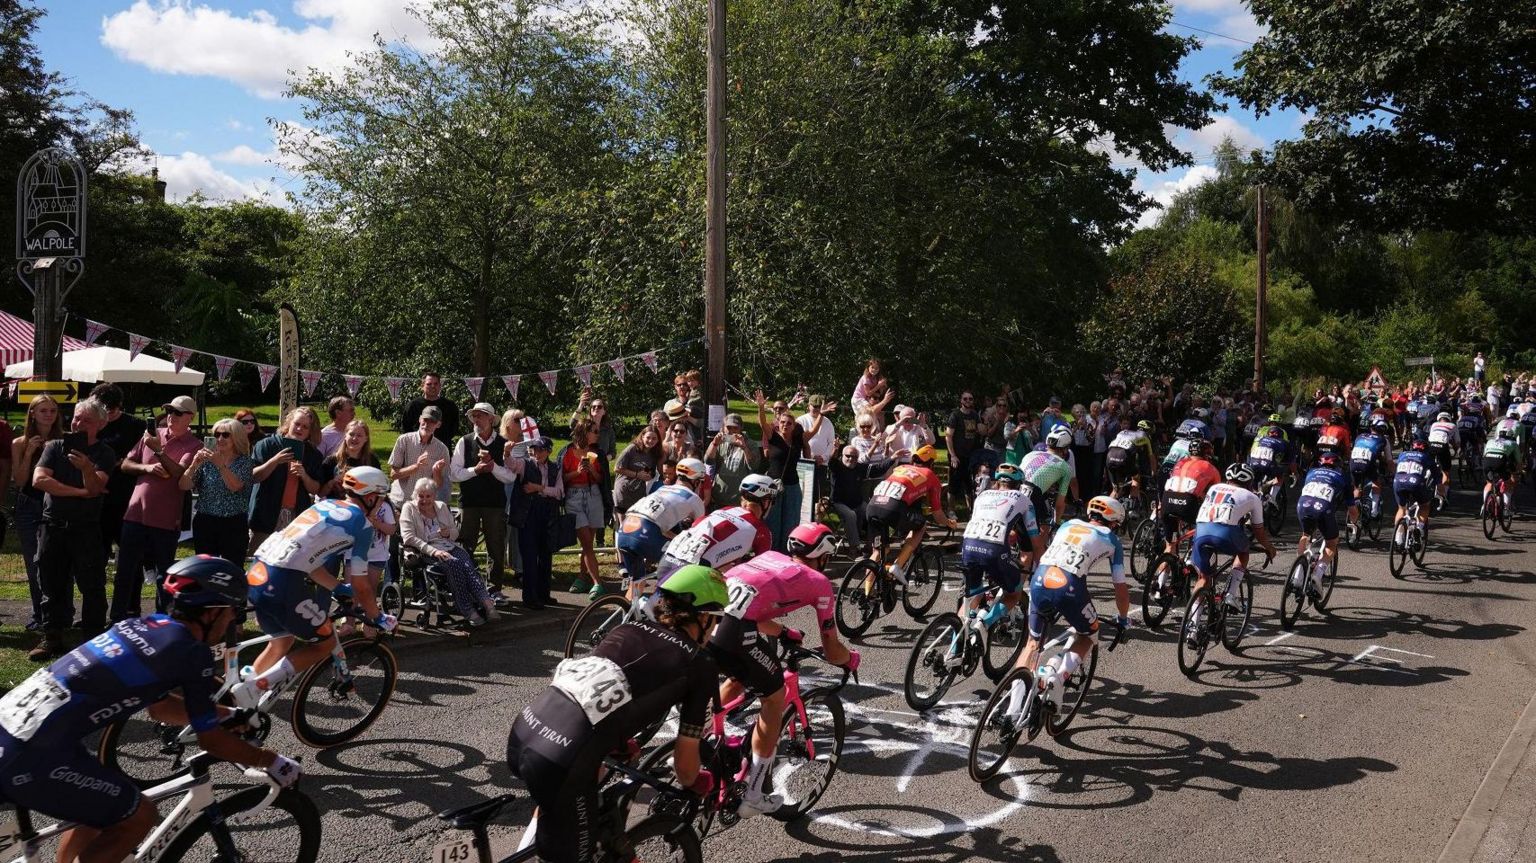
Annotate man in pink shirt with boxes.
[109,395,202,621]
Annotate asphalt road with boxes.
[215,483,1536,863]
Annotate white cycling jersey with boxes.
[1196,483,1264,528]
[965,489,1039,544]
[254,499,372,578]
[626,485,706,537]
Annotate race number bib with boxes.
[631,494,669,521]
[1351,444,1374,462]
[1110,432,1138,450]
[1301,481,1335,502]
[1165,474,1201,495]
[551,656,633,726]
[1199,499,1236,525]
[1318,433,1340,447]
[964,517,1007,542]
[1251,444,1277,462]
[872,480,905,503]
[723,580,760,619]
[1396,460,1423,479]
[1039,541,1088,575]
[0,670,70,742]
[668,531,713,564]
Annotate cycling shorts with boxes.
[1296,505,1340,542]
[1160,491,1201,535]
[1026,566,1096,641]
[1427,446,1452,475]
[507,730,603,863]
[708,614,782,698]
[616,517,666,579]
[1247,458,1285,481]
[0,738,141,830]
[1350,462,1378,485]
[247,563,335,643]
[960,540,1023,597]
[1191,523,1248,576]
[1021,482,1050,533]
[1394,483,1432,509]
[866,498,926,537]
[1104,456,1139,490]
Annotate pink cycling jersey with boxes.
[722,551,836,631]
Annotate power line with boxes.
[1168,20,1257,46]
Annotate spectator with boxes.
[234,408,266,448]
[613,426,663,518]
[450,402,520,601]
[110,395,201,621]
[661,420,696,461]
[945,391,982,508]
[29,397,116,660]
[516,437,562,609]
[666,373,697,438]
[663,400,696,449]
[89,382,145,564]
[1093,401,1116,490]
[1039,396,1068,437]
[848,412,888,463]
[402,371,460,446]
[388,406,450,509]
[1071,403,1096,498]
[572,390,617,535]
[561,419,606,596]
[1004,409,1036,466]
[319,419,380,498]
[179,417,254,567]
[319,396,355,454]
[400,479,495,625]
[756,390,810,550]
[886,405,934,456]
[704,413,757,506]
[977,394,1009,474]
[11,395,63,631]
[248,406,325,551]
[500,409,529,586]
[797,395,839,464]
[849,358,894,431]
[1474,351,1487,384]
[684,369,707,429]
[828,444,896,552]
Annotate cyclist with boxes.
[710,524,857,817]
[1458,396,1488,459]
[1188,464,1278,618]
[1023,429,1077,530]
[1159,439,1221,557]
[615,457,709,598]
[1291,412,1318,467]
[1316,408,1353,456]
[1176,408,1213,441]
[1349,419,1393,521]
[1495,407,1526,460]
[960,463,1041,626]
[1103,420,1156,504]
[1295,452,1357,597]
[654,473,778,580]
[1425,411,1460,508]
[1246,421,1293,500]
[0,556,300,863]
[865,445,960,585]
[1483,426,1522,514]
[1004,496,1132,718]
[1392,436,1436,548]
[234,466,395,710]
[507,564,726,863]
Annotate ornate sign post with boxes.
[15,147,87,384]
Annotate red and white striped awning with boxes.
[0,309,87,370]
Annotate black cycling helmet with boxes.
[163,555,247,609]
[1224,462,1256,488]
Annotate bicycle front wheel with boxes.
[1316,551,1340,610]
[761,690,846,822]
[835,560,882,638]
[901,547,946,619]
[624,814,703,863]
[1177,592,1211,677]
[1280,558,1308,631]
[98,716,197,789]
[563,593,631,658]
[1139,553,1182,629]
[983,612,1028,682]
[291,638,397,748]
[160,786,321,863]
[904,613,964,710]
[968,667,1031,783]
[1129,518,1160,585]
[1389,519,1411,577]
[1482,495,1498,539]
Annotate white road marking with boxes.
[1264,631,1296,647]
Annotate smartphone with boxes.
[62,432,86,453]
[282,437,305,460]
[204,435,217,450]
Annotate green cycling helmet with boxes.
[658,564,730,612]
[1267,413,1283,423]
[993,463,1024,485]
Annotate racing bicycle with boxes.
[834,518,946,638]
[1281,530,1339,629]
[1482,477,1515,540]
[564,572,654,658]
[903,585,1027,710]
[1177,551,1260,676]
[1391,501,1430,577]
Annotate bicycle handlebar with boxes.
[1105,620,1128,653]
[779,633,855,691]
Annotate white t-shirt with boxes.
[1196,483,1264,527]
[367,501,394,565]
[1475,356,1487,373]
[797,413,836,462]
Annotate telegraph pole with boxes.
[1254,184,1268,392]
[703,0,728,418]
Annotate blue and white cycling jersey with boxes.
[1350,433,1390,470]
[1176,419,1212,442]
[1392,450,1434,490]
[253,498,374,579]
[1297,466,1353,515]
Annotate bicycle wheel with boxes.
[1280,558,1308,631]
[901,547,945,619]
[760,690,845,821]
[379,581,405,622]
[904,613,965,710]
[835,560,882,638]
[1316,550,1340,611]
[967,667,1031,783]
[291,638,397,749]
[983,612,1028,682]
[1177,592,1211,676]
[1263,500,1280,538]
[1129,518,1159,585]
[1045,642,1098,737]
[1482,493,1497,539]
[1389,519,1410,578]
[98,716,196,789]
[160,786,321,863]
[1410,522,1429,566]
[623,814,704,863]
[1365,499,1382,542]
[563,594,631,658]
[1220,567,1253,651]
[1139,553,1182,629]
[1500,493,1514,532]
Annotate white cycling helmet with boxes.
[1086,495,1126,526]
[675,458,709,484]
[342,465,389,498]
[739,473,782,504]
[1436,412,1452,422]
[1046,428,1072,449]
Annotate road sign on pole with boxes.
[1404,356,1435,367]
[18,380,79,403]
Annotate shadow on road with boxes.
[784,812,1061,862]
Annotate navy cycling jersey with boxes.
[1297,466,1353,513]
[1350,433,1389,467]
[0,617,218,756]
[1176,419,1212,442]
[1393,450,1434,489]
[1247,433,1289,468]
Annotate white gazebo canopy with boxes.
[5,346,206,386]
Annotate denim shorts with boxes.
[565,484,606,530]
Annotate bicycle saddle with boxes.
[438,794,517,830]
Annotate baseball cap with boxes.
[420,405,442,422]
[529,436,553,451]
[468,402,496,417]
[723,412,743,429]
[163,395,197,414]
[898,405,916,420]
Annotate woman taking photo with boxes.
[11,395,63,630]
[401,479,495,625]
[561,419,606,597]
[178,417,254,566]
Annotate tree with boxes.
[1211,0,1536,234]
[0,0,71,231]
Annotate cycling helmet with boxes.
[1371,416,1389,430]
[1192,408,1210,421]
[657,564,729,612]
[1436,412,1452,422]
[342,465,389,498]
[163,555,247,609]
[675,457,708,483]
[739,473,782,504]
[1268,413,1283,424]
[1316,451,1341,468]
[912,444,937,464]
[1224,462,1256,488]
[1510,407,1521,418]
[1192,439,1214,458]
[787,523,837,560]
[1085,495,1126,526]
[1409,435,1428,450]
[1136,420,1152,432]
[1046,428,1072,449]
[993,463,1024,485]
[1498,426,1516,440]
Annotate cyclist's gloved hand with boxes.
[266,754,302,789]
[373,613,399,633]
[842,650,861,674]
[220,707,257,731]
[781,627,805,645]
[689,768,715,797]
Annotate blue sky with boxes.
[34,0,1301,225]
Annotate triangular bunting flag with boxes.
[170,345,195,373]
[300,369,323,397]
[607,358,626,383]
[641,351,658,373]
[344,375,364,398]
[213,355,236,381]
[84,319,108,347]
[574,365,592,387]
[502,375,520,401]
[463,376,485,400]
[256,363,277,393]
[539,370,558,395]
[127,333,152,361]
[384,377,406,401]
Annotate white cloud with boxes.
[101,0,434,99]
[1179,115,1267,160]
[1135,164,1219,230]
[225,118,252,131]
[1215,11,1267,42]
[212,144,272,166]
[138,151,278,202]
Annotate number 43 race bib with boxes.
[551,656,633,726]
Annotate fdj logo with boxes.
[89,633,123,658]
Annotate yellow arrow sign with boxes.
[18,380,79,404]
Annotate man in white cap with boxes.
[449,402,521,600]
[884,404,933,458]
[109,394,202,622]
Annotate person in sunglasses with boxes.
[109,395,203,623]
[179,417,255,569]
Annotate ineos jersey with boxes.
[0,617,218,758]
[254,499,373,578]
[662,506,770,569]
[626,485,706,537]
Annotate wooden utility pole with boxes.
[703,0,728,416]
[1254,184,1268,391]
